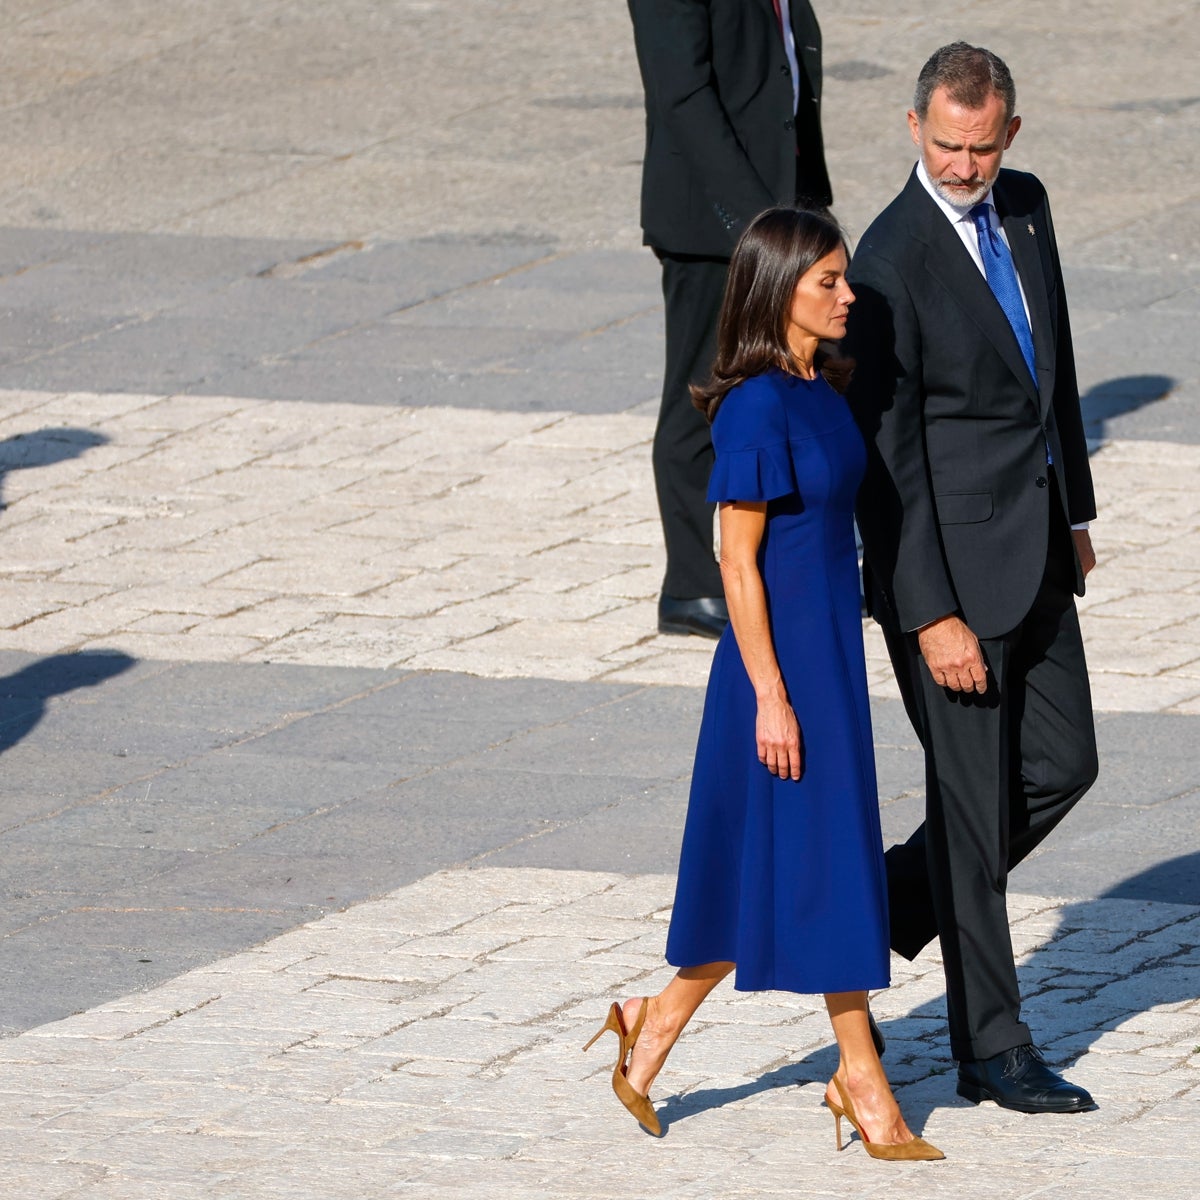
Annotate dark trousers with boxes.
[654,252,728,600]
[879,502,1099,1062]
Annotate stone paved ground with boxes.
[3,870,1199,1198]
[0,1,1197,1196]
[3,386,1200,706]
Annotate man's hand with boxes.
[1072,528,1096,577]
[918,614,988,693]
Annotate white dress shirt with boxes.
[915,160,1032,326]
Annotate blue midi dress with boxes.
[665,368,890,994]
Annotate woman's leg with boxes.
[624,961,734,1097]
[824,992,914,1145]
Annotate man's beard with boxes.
[931,175,991,209]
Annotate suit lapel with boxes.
[757,0,782,30]
[905,175,1042,408]
[995,181,1056,413]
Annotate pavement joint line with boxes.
[4,390,1197,709]
[256,240,367,280]
[0,4,1196,1193]
[0,867,1195,1194]
[378,245,565,320]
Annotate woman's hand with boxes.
[720,500,804,781]
[756,692,803,780]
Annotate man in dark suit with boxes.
[845,43,1100,1113]
[627,0,831,637]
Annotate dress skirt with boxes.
[665,368,890,994]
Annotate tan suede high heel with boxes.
[827,1075,944,1161]
[583,999,662,1136]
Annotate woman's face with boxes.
[785,246,855,347]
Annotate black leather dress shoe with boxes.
[657,595,729,639]
[957,1045,1096,1113]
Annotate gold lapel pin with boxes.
[1027,223,1036,236]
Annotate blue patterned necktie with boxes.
[970,203,1037,388]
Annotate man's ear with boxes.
[907,109,921,146]
[1004,115,1022,149]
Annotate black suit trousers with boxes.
[878,497,1099,1062]
[654,252,728,600]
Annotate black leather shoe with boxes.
[657,595,729,639]
[957,1045,1095,1113]
[868,1009,886,1058]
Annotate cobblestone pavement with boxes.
[0,2,1197,1197]
[3,387,1200,710]
[3,870,1198,1198]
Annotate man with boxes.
[845,43,1100,1113]
[627,0,831,637]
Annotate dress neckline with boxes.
[769,365,824,388]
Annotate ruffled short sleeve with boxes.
[706,375,796,504]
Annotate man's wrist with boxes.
[915,612,957,635]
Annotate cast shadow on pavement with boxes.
[649,853,1199,1137]
[1099,851,1199,907]
[0,425,109,509]
[0,650,137,757]
[651,1062,835,1138]
[1082,374,1174,444]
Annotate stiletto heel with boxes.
[582,1002,622,1053]
[583,999,662,1136]
[828,1076,944,1161]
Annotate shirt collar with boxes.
[915,159,995,225]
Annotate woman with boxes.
[585,209,942,1161]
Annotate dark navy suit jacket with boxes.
[845,167,1096,640]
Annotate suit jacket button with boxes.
[784,118,794,130]
[1036,476,1048,488]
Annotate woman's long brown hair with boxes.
[690,208,847,423]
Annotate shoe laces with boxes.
[1004,1044,1046,1079]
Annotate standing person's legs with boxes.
[584,964,732,1137]
[950,547,1097,1110]
[880,601,1097,1059]
[654,253,728,630]
[871,585,1034,1058]
[1004,514,1098,869]
[618,977,941,1157]
[621,963,732,1098]
[905,634,1030,1063]
[824,992,942,1158]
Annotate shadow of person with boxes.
[653,1060,833,1134]
[1081,374,1174,447]
[0,650,137,757]
[652,1041,946,1139]
[857,854,1200,1098]
[1097,852,1199,907]
[1013,854,1200,1064]
[0,426,109,509]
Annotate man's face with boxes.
[908,86,1020,208]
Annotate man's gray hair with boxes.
[913,42,1016,122]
